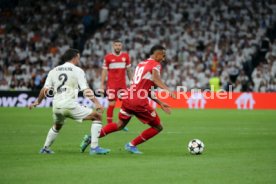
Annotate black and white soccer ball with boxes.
[188,139,204,155]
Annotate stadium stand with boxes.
[0,0,276,92]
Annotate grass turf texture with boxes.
[0,108,275,184]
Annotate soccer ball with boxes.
[188,139,204,155]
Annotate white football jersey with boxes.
[44,62,88,108]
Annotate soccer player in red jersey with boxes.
[100,40,133,125]
[80,45,176,154]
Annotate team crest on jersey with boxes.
[151,111,156,117]
[122,57,126,62]
[156,65,161,70]
[111,59,115,62]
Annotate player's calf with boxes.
[83,111,110,154]
[116,120,128,131]
[128,124,163,152]
[40,125,61,154]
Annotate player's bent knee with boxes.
[54,123,63,131]
[86,112,102,121]
[94,113,102,121]
[117,125,123,130]
[157,125,163,132]
[117,122,125,130]
[148,117,162,131]
[117,119,128,130]
[152,124,163,132]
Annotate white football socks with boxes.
[43,127,59,149]
[91,121,102,149]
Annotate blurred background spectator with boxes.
[0,0,276,92]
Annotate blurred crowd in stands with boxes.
[0,0,276,92]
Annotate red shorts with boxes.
[106,87,127,101]
[118,99,161,127]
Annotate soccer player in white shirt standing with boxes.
[29,49,110,155]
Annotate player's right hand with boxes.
[28,100,39,110]
[160,102,171,114]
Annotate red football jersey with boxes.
[103,52,131,89]
[128,58,162,103]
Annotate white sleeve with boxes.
[102,59,108,69]
[44,71,53,89]
[153,64,161,75]
[77,69,89,91]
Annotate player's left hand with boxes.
[95,104,104,114]
[28,100,39,110]
[160,102,171,114]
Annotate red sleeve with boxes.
[102,55,109,69]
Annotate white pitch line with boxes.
[121,131,185,135]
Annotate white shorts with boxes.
[52,105,93,124]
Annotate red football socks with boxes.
[107,104,115,124]
[99,123,118,138]
[131,127,160,146]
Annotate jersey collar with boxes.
[65,62,75,66]
[112,51,122,56]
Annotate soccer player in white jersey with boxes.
[29,49,110,155]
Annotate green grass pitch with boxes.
[0,108,276,184]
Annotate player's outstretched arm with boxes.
[28,87,49,109]
[152,69,176,99]
[83,88,104,113]
[149,92,171,114]
[126,67,133,82]
[100,68,107,93]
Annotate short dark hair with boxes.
[113,39,122,43]
[150,45,166,55]
[61,48,80,62]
